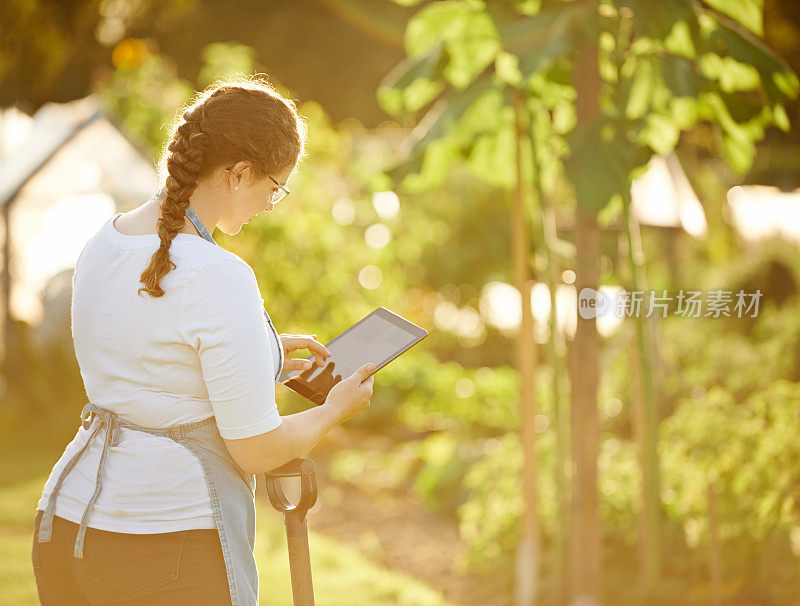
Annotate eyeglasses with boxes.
[266,175,291,205]
[224,166,291,205]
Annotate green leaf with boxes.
[564,120,651,212]
[405,79,447,113]
[703,92,762,173]
[198,43,256,87]
[668,97,699,130]
[626,57,656,119]
[383,78,496,187]
[700,9,799,104]
[457,87,509,140]
[773,103,790,132]
[377,43,448,115]
[773,70,800,99]
[405,1,470,57]
[377,87,405,117]
[405,1,501,89]
[516,0,542,16]
[721,130,756,175]
[494,51,523,86]
[597,193,623,228]
[702,0,763,36]
[612,0,699,43]
[699,53,761,93]
[551,100,576,134]
[381,42,447,90]
[498,4,593,78]
[641,113,680,155]
[467,123,518,188]
[660,54,709,98]
[403,137,462,192]
[663,19,697,59]
[717,90,764,123]
[443,18,502,88]
[403,78,496,158]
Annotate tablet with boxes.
[278,307,428,406]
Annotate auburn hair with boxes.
[137,75,308,298]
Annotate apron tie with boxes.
[35,396,258,604]
[37,402,122,558]
[36,402,213,558]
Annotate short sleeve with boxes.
[181,259,283,439]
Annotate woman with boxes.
[30,76,375,605]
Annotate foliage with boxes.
[1,0,106,108]
[659,380,800,604]
[380,0,798,211]
[661,381,800,543]
[454,428,640,571]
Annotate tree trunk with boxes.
[526,97,570,605]
[569,36,602,602]
[708,481,721,606]
[512,92,541,606]
[622,193,662,593]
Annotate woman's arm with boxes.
[223,403,340,476]
[223,362,374,475]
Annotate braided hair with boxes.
[138,75,308,298]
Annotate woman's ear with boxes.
[227,161,252,191]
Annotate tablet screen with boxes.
[278,307,427,405]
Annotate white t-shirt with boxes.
[36,211,284,533]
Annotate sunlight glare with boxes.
[479,281,521,331]
[453,306,484,339]
[364,223,391,249]
[455,377,475,398]
[433,300,459,331]
[371,191,400,221]
[332,198,356,225]
[358,264,382,289]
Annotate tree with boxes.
[378,0,797,603]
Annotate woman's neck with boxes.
[151,186,216,237]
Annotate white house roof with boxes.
[631,153,708,238]
[0,95,159,328]
[726,185,800,246]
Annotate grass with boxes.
[0,403,451,606]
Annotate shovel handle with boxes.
[264,458,318,518]
[264,458,317,606]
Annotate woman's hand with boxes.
[278,333,331,372]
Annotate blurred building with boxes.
[0,95,159,353]
[631,153,708,239]
[726,184,800,246]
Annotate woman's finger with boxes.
[307,339,332,366]
[280,334,331,366]
[284,358,315,372]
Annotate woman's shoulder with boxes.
[172,240,253,276]
[180,249,259,299]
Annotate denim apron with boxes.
[35,202,284,606]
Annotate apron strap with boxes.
[183,203,284,379]
[37,402,209,558]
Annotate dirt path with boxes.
[258,425,512,606]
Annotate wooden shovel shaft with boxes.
[286,515,315,606]
[264,460,317,606]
